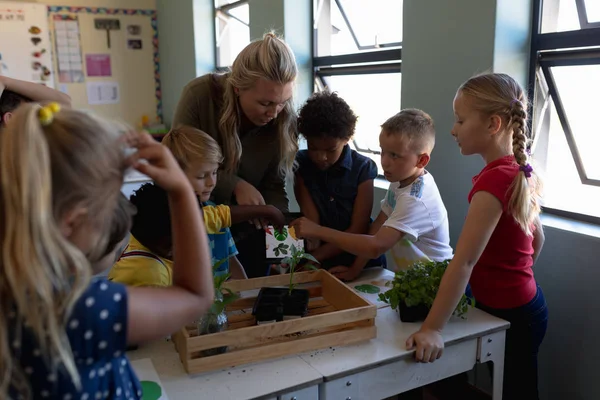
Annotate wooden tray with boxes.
[172,270,377,374]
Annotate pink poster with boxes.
[85,54,111,77]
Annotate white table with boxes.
[127,339,322,400]
[129,268,509,400]
[303,268,509,400]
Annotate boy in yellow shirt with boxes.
[109,128,285,286]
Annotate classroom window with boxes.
[313,0,402,170]
[313,0,402,56]
[530,0,600,222]
[215,0,250,68]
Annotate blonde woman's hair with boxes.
[219,31,298,179]
[0,103,126,397]
[459,73,542,235]
[161,126,224,169]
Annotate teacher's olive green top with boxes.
[172,73,289,212]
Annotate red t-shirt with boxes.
[468,155,537,309]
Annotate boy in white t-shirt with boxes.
[290,109,453,281]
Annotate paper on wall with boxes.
[86,81,120,105]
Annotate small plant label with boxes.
[265,225,304,259]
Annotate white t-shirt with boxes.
[380,172,453,271]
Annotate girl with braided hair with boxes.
[405,73,547,400]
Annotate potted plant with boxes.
[378,259,473,322]
[252,244,319,324]
[197,259,239,356]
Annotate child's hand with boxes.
[125,131,189,194]
[289,217,321,239]
[405,328,444,363]
[328,266,360,282]
[265,205,285,231]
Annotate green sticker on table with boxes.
[141,381,162,400]
[354,284,381,294]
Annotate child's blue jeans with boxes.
[476,284,548,400]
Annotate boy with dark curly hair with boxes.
[294,91,385,276]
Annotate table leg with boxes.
[477,331,506,400]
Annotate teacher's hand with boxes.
[234,179,267,229]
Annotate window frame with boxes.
[528,0,600,223]
[312,0,402,161]
[214,0,249,69]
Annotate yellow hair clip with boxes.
[38,102,61,126]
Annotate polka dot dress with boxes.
[9,279,142,399]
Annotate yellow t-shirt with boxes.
[108,235,173,287]
[108,205,230,287]
[202,204,231,234]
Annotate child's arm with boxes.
[310,179,375,264]
[0,75,71,106]
[125,133,214,344]
[228,256,248,279]
[203,204,285,233]
[532,216,544,265]
[290,210,404,260]
[294,174,320,223]
[405,191,502,362]
[229,205,285,229]
[329,211,387,281]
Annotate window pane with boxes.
[337,0,402,46]
[551,64,600,180]
[322,73,401,155]
[541,0,583,33]
[585,0,600,23]
[215,0,242,6]
[534,103,600,218]
[315,0,402,56]
[215,3,250,67]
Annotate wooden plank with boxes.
[184,325,377,375]
[320,270,372,310]
[225,319,375,351]
[227,296,258,311]
[223,270,323,293]
[307,305,337,316]
[186,306,376,352]
[227,318,256,330]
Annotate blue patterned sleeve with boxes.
[226,228,238,258]
[67,279,129,363]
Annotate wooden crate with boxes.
[172,269,377,374]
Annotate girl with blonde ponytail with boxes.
[1,103,214,399]
[173,31,299,277]
[405,73,548,400]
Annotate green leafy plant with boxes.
[281,244,319,295]
[209,258,239,315]
[378,259,473,318]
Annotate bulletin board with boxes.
[47,6,162,127]
[0,2,55,88]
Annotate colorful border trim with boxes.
[47,6,163,124]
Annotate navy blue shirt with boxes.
[9,279,142,400]
[297,145,385,268]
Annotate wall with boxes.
[8,0,158,127]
